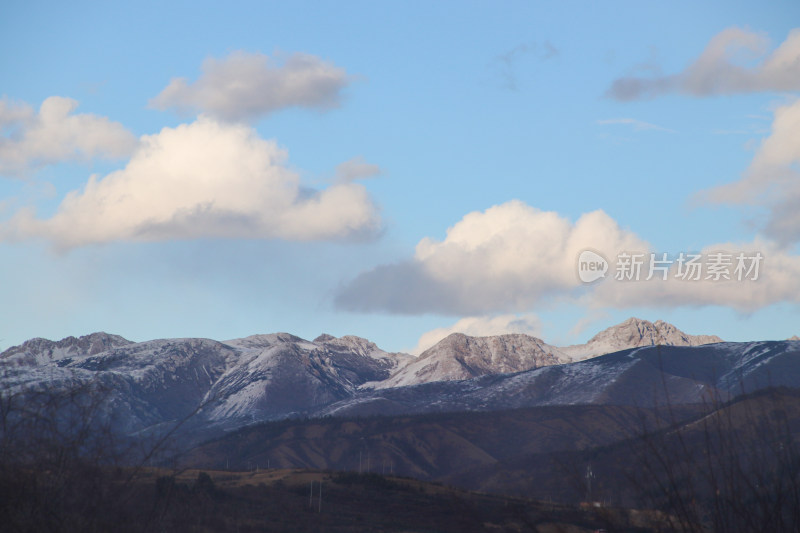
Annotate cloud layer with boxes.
[151,51,351,121]
[608,27,800,100]
[700,98,800,244]
[0,97,137,176]
[335,200,648,314]
[587,240,800,312]
[337,200,800,316]
[1,117,381,249]
[335,156,382,183]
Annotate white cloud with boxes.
[150,51,351,121]
[608,27,800,100]
[0,117,382,249]
[700,98,800,244]
[335,156,381,183]
[588,240,800,311]
[411,313,541,355]
[596,118,676,133]
[0,96,137,176]
[0,98,33,126]
[336,200,800,316]
[335,200,649,314]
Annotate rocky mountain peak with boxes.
[0,332,133,365]
[586,317,662,346]
[373,332,562,389]
[579,317,722,356]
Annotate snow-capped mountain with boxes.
[0,331,412,439]
[0,318,730,443]
[371,317,721,388]
[0,332,133,366]
[559,317,723,361]
[316,340,800,419]
[371,333,562,389]
[204,332,412,422]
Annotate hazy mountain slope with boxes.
[183,389,800,509]
[183,403,684,478]
[455,388,800,509]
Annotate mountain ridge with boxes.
[0,317,723,393]
[370,317,723,388]
[559,317,723,361]
[0,317,741,444]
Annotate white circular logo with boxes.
[577,250,608,283]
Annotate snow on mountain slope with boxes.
[311,333,414,385]
[0,332,133,366]
[0,336,239,436]
[0,326,795,448]
[372,318,722,388]
[559,317,722,361]
[315,341,800,419]
[371,333,562,389]
[205,332,412,423]
[0,331,414,437]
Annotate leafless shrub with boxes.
[629,374,800,531]
[0,375,211,531]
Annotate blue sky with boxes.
[2,1,800,353]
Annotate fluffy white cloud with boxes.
[0,96,137,176]
[700,99,800,244]
[411,313,541,355]
[608,27,800,100]
[335,200,649,314]
[0,117,381,249]
[150,51,351,121]
[336,200,800,316]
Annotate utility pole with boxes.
[309,481,313,508]
[318,480,322,513]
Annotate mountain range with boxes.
[377,317,723,388]
[2,317,795,446]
